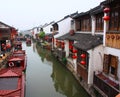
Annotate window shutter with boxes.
[103,54,110,74]
[109,55,118,77]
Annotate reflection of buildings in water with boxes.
[33,43,36,52]
[35,44,89,97]
[51,62,78,97]
[36,44,52,64]
[51,59,90,97]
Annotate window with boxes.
[53,23,59,31]
[50,28,52,32]
[110,66,115,75]
[103,54,118,78]
[75,16,91,32]
[95,13,104,32]
[71,20,74,29]
[81,18,91,31]
[75,20,81,31]
[109,6,120,31]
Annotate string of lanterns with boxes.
[103,7,110,21]
[80,54,86,65]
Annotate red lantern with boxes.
[103,16,110,21]
[80,54,86,58]
[104,7,110,13]
[72,49,78,53]
[56,39,58,42]
[61,41,65,45]
[72,55,77,59]
[69,45,73,50]
[80,61,86,65]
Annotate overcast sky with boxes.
[0,0,104,31]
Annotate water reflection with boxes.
[35,43,90,97]
[32,42,36,52]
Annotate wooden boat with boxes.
[14,41,22,50]
[13,50,26,56]
[0,68,25,97]
[7,50,27,71]
[26,38,31,45]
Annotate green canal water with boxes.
[23,41,90,97]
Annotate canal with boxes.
[23,41,90,97]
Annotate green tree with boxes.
[39,28,45,39]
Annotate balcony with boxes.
[93,72,120,97]
[106,33,120,49]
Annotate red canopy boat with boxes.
[26,38,31,44]
[7,50,27,71]
[14,41,22,50]
[0,68,25,97]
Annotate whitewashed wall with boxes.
[43,25,52,34]
[33,28,38,39]
[54,17,72,38]
[87,45,104,85]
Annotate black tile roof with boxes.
[90,5,103,15]
[45,32,59,37]
[72,11,90,19]
[57,33,103,51]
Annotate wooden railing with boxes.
[93,73,120,97]
[106,33,120,49]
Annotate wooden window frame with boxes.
[103,54,118,78]
[95,13,104,32]
[109,6,120,31]
[81,18,91,31]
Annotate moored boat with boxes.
[26,38,31,45]
[14,41,22,50]
[7,50,27,71]
[0,68,25,97]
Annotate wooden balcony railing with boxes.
[106,33,120,49]
[93,72,120,97]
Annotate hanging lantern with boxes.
[72,55,77,59]
[56,39,58,42]
[69,45,73,50]
[80,54,86,58]
[103,16,110,21]
[104,7,110,13]
[80,60,86,65]
[61,41,65,45]
[72,49,78,53]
